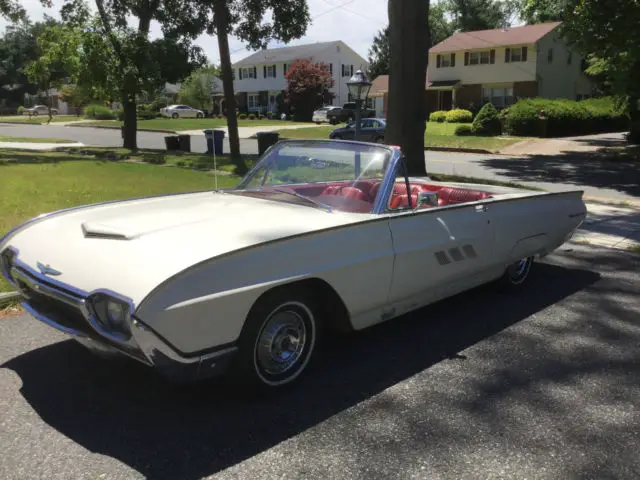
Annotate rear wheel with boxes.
[497,256,534,290]
[233,287,320,389]
[196,112,203,118]
[333,134,342,140]
[172,113,179,119]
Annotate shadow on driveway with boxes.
[1,260,605,479]
[479,149,640,198]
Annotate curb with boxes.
[583,195,640,209]
[0,291,19,304]
[70,124,178,134]
[425,146,494,154]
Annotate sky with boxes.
[0,0,389,64]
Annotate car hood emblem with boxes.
[37,262,61,276]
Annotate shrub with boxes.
[472,103,502,136]
[238,113,247,120]
[248,113,256,120]
[117,110,125,121]
[454,125,473,136]
[258,114,265,120]
[217,114,224,119]
[85,104,116,120]
[429,111,447,123]
[266,111,273,119]
[17,106,24,115]
[445,109,473,123]
[502,96,627,137]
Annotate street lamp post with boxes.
[346,69,372,141]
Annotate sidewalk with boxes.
[177,124,314,138]
[500,132,628,156]
[0,141,84,150]
[572,202,640,252]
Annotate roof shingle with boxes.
[430,22,562,53]
[233,41,341,67]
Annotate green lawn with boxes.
[274,122,524,152]
[0,135,76,144]
[0,150,246,293]
[80,118,311,131]
[0,115,80,124]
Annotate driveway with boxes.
[1,245,639,479]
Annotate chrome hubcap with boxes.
[507,257,531,282]
[256,310,307,375]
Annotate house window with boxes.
[507,46,528,63]
[264,65,276,78]
[248,94,259,109]
[239,67,255,80]
[468,50,491,65]
[548,48,553,63]
[441,55,450,67]
[342,64,354,77]
[482,86,514,109]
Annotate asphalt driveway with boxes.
[1,245,639,479]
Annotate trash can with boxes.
[164,135,181,151]
[204,129,225,155]
[178,134,191,152]
[257,131,280,155]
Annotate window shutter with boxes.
[253,66,257,78]
[273,65,277,77]
[505,48,511,63]
[436,54,441,68]
[464,52,469,65]
[490,49,495,64]
[263,66,267,78]
[350,65,354,76]
[450,53,455,67]
[522,47,528,62]
[239,69,243,80]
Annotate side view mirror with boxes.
[416,191,439,208]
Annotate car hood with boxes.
[2,191,367,304]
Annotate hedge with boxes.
[454,125,473,136]
[85,104,116,120]
[502,96,627,137]
[429,111,447,123]
[445,109,473,123]
[472,103,502,136]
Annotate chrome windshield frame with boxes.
[233,139,403,215]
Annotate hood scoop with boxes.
[82,222,138,240]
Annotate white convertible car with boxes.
[0,140,587,388]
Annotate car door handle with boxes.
[475,204,488,213]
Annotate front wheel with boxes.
[172,113,179,119]
[196,113,203,118]
[497,256,534,291]
[234,287,320,389]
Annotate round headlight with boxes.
[106,300,127,327]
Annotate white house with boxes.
[369,22,597,117]
[232,40,368,114]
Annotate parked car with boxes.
[23,105,58,116]
[312,106,342,124]
[327,102,376,124]
[160,104,204,119]
[330,118,386,143]
[0,140,586,390]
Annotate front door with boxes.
[385,161,496,314]
[439,90,453,111]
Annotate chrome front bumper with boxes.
[3,252,237,382]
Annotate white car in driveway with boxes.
[0,140,587,389]
[160,104,204,119]
[312,106,341,124]
[23,105,58,116]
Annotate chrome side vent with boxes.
[463,244,477,259]
[449,247,464,262]
[434,251,451,265]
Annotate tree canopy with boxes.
[285,59,334,121]
[178,65,221,112]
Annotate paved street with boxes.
[2,123,639,204]
[1,245,639,479]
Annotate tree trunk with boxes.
[122,92,138,150]
[47,80,53,125]
[386,0,431,176]
[214,0,246,174]
[628,96,640,145]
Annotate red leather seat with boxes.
[339,186,368,201]
[438,187,492,205]
[321,184,343,196]
[390,194,418,209]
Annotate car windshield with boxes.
[231,141,393,214]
